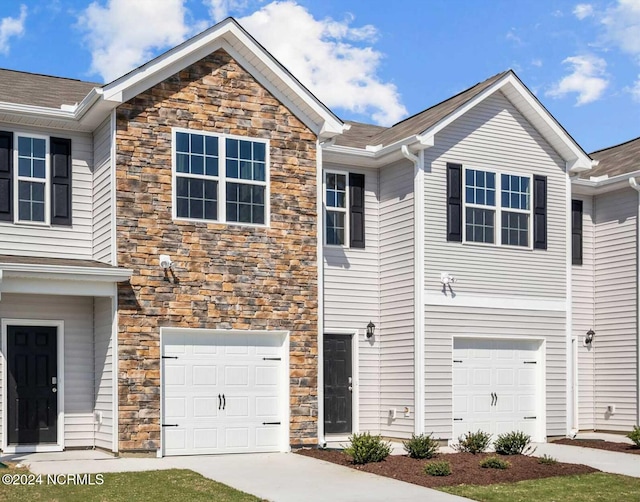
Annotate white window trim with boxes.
[323,169,349,247]
[171,127,270,228]
[13,132,50,226]
[462,166,533,250]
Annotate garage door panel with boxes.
[162,331,286,456]
[453,338,542,442]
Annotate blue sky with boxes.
[0,0,639,152]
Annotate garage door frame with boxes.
[159,327,290,457]
[451,335,546,443]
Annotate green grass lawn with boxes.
[441,472,640,502]
[0,468,264,502]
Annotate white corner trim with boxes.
[316,139,326,446]
[110,109,118,267]
[425,292,566,312]
[1,319,65,452]
[111,286,119,453]
[565,174,574,434]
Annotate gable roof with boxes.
[582,136,640,179]
[0,69,99,109]
[328,70,593,173]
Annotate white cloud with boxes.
[547,54,609,105]
[506,28,522,46]
[238,1,407,126]
[600,0,640,60]
[629,75,640,101]
[573,3,594,20]
[531,58,543,67]
[77,0,193,82]
[0,5,27,55]
[204,0,248,23]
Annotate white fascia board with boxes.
[323,135,428,167]
[100,19,343,139]
[0,263,132,282]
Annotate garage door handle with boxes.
[218,394,222,410]
[262,422,281,425]
[494,393,498,406]
[490,392,496,406]
[222,394,226,410]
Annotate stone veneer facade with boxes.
[115,49,318,452]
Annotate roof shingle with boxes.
[584,137,640,179]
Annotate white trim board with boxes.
[425,292,566,312]
[1,319,65,453]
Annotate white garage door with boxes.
[161,330,287,456]
[453,338,542,442]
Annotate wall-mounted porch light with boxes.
[366,321,376,339]
[585,329,595,345]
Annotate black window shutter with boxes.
[572,199,583,265]
[50,137,72,226]
[0,131,12,222]
[533,175,547,250]
[446,163,462,242]
[349,172,365,248]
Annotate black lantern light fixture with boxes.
[366,321,376,339]
[585,329,595,345]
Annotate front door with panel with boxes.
[323,334,353,434]
[7,326,58,445]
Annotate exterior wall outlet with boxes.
[388,408,396,420]
[606,404,616,414]
[94,411,103,424]
[403,406,410,417]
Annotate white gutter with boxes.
[401,144,429,436]
[0,262,133,282]
[572,169,640,190]
[630,177,640,428]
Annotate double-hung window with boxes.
[463,168,532,247]
[325,172,347,246]
[16,135,47,223]
[173,129,268,225]
[323,171,366,248]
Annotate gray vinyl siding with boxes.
[423,91,567,298]
[323,164,380,433]
[0,294,95,448]
[94,297,114,450]
[0,124,94,259]
[92,116,113,264]
[379,160,414,438]
[424,306,566,439]
[572,195,595,430]
[593,188,638,430]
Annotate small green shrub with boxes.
[493,431,534,455]
[424,460,452,476]
[343,432,391,465]
[453,430,492,454]
[538,454,558,465]
[627,426,640,447]
[403,433,440,459]
[479,456,511,469]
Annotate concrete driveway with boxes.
[7,450,471,502]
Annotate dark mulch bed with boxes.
[296,448,597,488]
[555,438,640,455]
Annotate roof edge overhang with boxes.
[0,262,133,283]
[327,72,594,173]
[94,18,344,140]
[572,169,640,195]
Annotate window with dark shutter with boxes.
[50,137,72,226]
[349,172,365,248]
[0,131,12,222]
[572,199,583,265]
[533,175,547,250]
[446,163,462,242]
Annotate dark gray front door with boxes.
[7,326,58,444]
[323,334,352,434]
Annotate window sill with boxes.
[460,240,534,251]
[172,216,269,229]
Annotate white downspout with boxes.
[401,144,426,436]
[629,177,640,426]
[317,138,326,447]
